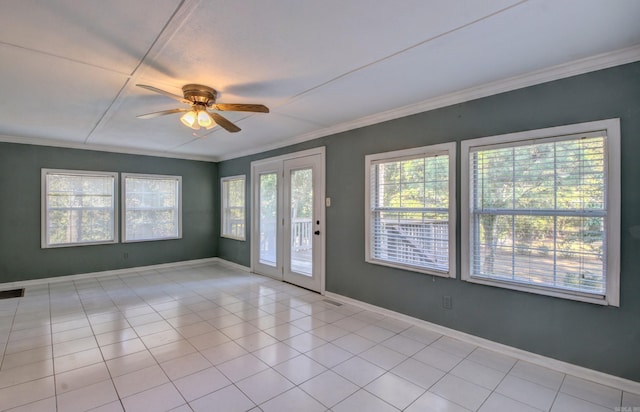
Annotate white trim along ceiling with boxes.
[0,0,639,162]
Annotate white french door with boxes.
[251,148,325,293]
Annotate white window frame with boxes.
[221,175,246,241]
[365,142,456,278]
[461,119,621,306]
[122,173,182,243]
[41,169,118,248]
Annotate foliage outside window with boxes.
[461,120,620,306]
[365,143,456,277]
[42,169,118,248]
[122,173,182,242]
[258,172,278,266]
[221,175,246,240]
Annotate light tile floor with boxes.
[0,262,637,411]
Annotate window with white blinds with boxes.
[122,174,182,242]
[461,119,621,306]
[221,175,246,240]
[365,142,456,277]
[42,169,118,248]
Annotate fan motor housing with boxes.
[182,84,217,105]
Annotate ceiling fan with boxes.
[136,84,269,133]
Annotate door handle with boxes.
[314,230,320,235]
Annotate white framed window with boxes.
[41,169,118,248]
[122,173,182,242]
[461,119,621,306]
[365,142,456,277]
[221,175,246,240]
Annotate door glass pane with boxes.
[290,168,313,276]
[259,173,277,266]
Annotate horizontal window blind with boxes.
[469,134,607,295]
[44,171,116,247]
[221,176,246,240]
[370,154,450,273]
[123,174,181,242]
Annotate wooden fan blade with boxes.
[136,84,191,105]
[136,108,188,119]
[209,112,241,133]
[212,103,269,113]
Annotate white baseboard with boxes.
[0,257,252,291]
[0,257,220,289]
[324,291,640,395]
[212,258,251,273]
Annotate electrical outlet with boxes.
[442,295,452,310]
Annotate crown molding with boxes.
[1,45,638,163]
[217,44,640,162]
[0,134,217,162]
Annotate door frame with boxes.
[250,147,326,294]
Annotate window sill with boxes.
[366,258,453,278]
[42,239,118,249]
[122,236,181,243]
[221,235,246,241]
[462,274,614,306]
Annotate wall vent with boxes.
[0,288,25,299]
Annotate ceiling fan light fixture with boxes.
[136,83,267,133]
[197,110,213,129]
[180,110,199,129]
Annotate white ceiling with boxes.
[1,0,639,161]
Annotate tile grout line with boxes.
[296,310,409,410]
[474,354,522,412]
[0,291,19,372]
[111,270,192,410]
[399,334,470,412]
[74,275,127,412]
[48,282,59,412]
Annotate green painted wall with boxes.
[0,144,218,282]
[217,158,252,265]
[217,61,640,381]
